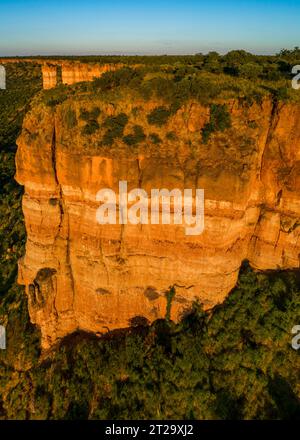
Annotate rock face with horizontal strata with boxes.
[42,62,124,89]
[15,96,300,348]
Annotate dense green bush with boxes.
[79,106,101,135]
[202,104,232,143]
[79,106,100,121]
[274,87,290,101]
[149,133,161,144]
[147,106,171,126]
[0,152,25,294]
[238,63,264,79]
[139,75,219,107]
[166,131,177,141]
[224,50,256,65]
[102,113,128,145]
[263,65,282,81]
[81,119,99,135]
[42,84,69,107]
[103,112,128,131]
[123,125,146,146]
[92,67,143,91]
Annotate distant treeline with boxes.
[1,47,300,66]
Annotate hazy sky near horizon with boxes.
[0,0,299,56]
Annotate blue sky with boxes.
[0,0,299,55]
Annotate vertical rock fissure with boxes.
[136,157,143,188]
[51,125,59,187]
[51,123,76,305]
[51,126,64,240]
[259,100,281,182]
[247,100,281,261]
[66,212,75,302]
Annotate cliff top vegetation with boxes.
[39,48,300,112]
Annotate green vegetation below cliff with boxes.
[1,264,300,420]
[0,63,42,148]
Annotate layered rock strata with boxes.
[15,96,300,348]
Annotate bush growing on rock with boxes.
[92,67,143,91]
[149,133,161,144]
[166,131,177,141]
[102,112,128,145]
[202,104,231,143]
[147,106,171,126]
[123,125,146,146]
[103,113,128,131]
[238,63,264,79]
[81,119,99,135]
[79,107,100,121]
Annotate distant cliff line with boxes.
[0,58,126,89]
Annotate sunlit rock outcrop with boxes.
[15,95,300,348]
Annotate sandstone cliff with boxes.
[15,93,300,348]
[42,62,124,89]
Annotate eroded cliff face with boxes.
[15,95,300,348]
[42,65,57,90]
[61,63,123,86]
[42,62,124,89]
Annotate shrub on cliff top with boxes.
[79,107,100,121]
[43,84,68,107]
[102,112,128,145]
[103,113,128,130]
[166,131,177,141]
[92,67,143,91]
[79,107,101,135]
[202,103,231,143]
[147,106,171,126]
[123,125,146,146]
[81,119,99,136]
[274,87,289,102]
[149,133,162,144]
[138,75,222,107]
[238,62,264,80]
